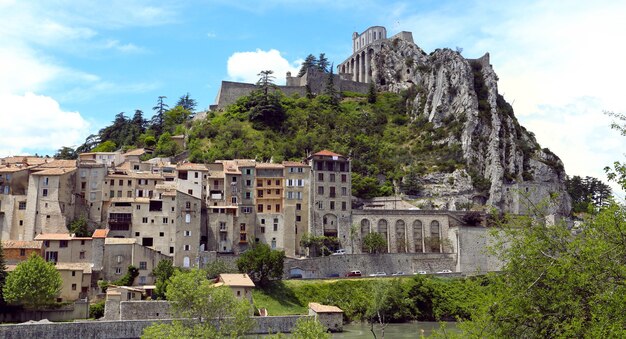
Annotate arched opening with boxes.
[395,220,406,253]
[323,214,338,238]
[378,219,388,252]
[183,256,190,268]
[413,220,423,253]
[430,220,440,253]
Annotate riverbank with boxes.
[252,275,490,322]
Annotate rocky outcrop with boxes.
[371,38,571,215]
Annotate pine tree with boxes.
[318,53,330,73]
[297,54,317,77]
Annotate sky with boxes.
[1,0,625,197]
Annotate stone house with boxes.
[35,233,92,263]
[255,163,285,252]
[102,237,170,286]
[0,165,31,240]
[56,262,92,302]
[216,273,255,303]
[282,161,311,257]
[1,240,43,264]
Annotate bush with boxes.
[89,300,105,319]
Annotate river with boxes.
[334,322,457,338]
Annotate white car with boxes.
[391,271,405,276]
[369,272,387,277]
[414,270,428,275]
[437,269,453,274]
[332,249,346,255]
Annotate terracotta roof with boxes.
[256,163,284,169]
[218,273,255,287]
[35,233,74,240]
[0,166,29,173]
[282,161,309,167]
[116,161,131,170]
[31,168,75,176]
[308,302,343,313]
[313,150,343,157]
[56,262,93,273]
[1,156,47,166]
[234,159,256,167]
[221,160,241,174]
[123,148,146,157]
[1,240,43,249]
[92,229,109,238]
[37,159,77,168]
[177,163,208,171]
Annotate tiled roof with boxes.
[234,159,256,167]
[37,159,77,168]
[31,168,75,176]
[312,150,343,157]
[256,163,284,169]
[105,238,137,245]
[0,166,29,173]
[1,240,43,249]
[92,229,109,238]
[177,162,208,171]
[35,233,74,240]
[56,262,93,273]
[218,273,255,287]
[282,161,309,167]
[123,148,146,156]
[308,302,343,313]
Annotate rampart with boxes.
[0,300,89,323]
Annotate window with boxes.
[341,174,347,182]
[72,271,76,277]
[184,230,191,237]
[43,177,49,186]
[136,204,141,210]
[115,267,122,274]
[287,191,293,199]
[185,201,191,209]
[142,217,148,223]
[257,180,263,187]
[266,180,271,186]
[245,192,251,199]
[160,232,164,237]
[296,215,302,222]
[330,174,335,182]
[139,276,147,285]
[318,173,324,181]
[261,219,265,225]
[296,203,302,210]
[119,179,123,186]
[232,197,237,204]
[246,179,251,187]
[330,186,336,197]
[257,190,263,198]
[318,186,324,195]
[342,201,347,211]
[246,169,252,175]
[170,247,174,254]
[60,240,68,248]
[275,189,280,195]
[72,284,77,291]
[139,261,147,270]
[240,223,246,231]
[135,232,140,236]
[81,182,86,190]
[162,217,168,224]
[90,192,96,201]
[232,176,237,183]
[275,204,280,212]
[275,179,280,185]
[317,201,323,209]
[257,204,263,212]
[195,172,199,178]
[184,245,190,251]
[287,179,293,187]
[261,227,265,233]
[219,222,227,231]
[127,191,132,198]
[20,249,25,256]
[79,251,86,259]
[242,207,252,213]
[117,190,122,197]
[342,187,348,196]
[330,201,335,210]
[188,189,193,195]
[185,213,191,223]
[44,240,50,247]
[19,201,26,210]
[19,220,23,226]
[273,221,278,232]
[45,251,58,263]
[128,180,132,186]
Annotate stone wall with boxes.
[285,252,456,278]
[119,300,170,320]
[0,316,317,338]
[0,300,89,323]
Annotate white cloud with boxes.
[227,49,302,84]
[0,93,89,156]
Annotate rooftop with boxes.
[35,233,90,241]
[105,238,137,245]
[308,302,344,313]
[312,150,343,157]
[177,162,208,171]
[92,229,109,238]
[1,240,43,249]
[218,273,255,287]
[56,262,93,273]
[123,148,147,157]
[31,168,75,176]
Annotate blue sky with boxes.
[1,0,625,197]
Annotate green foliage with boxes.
[163,105,191,133]
[566,175,612,213]
[367,83,377,104]
[155,132,180,157]
[299,233,340,257]
[363,232,387,254]
[237,243,285,287]
[54,146,78,160]
[153,260,175,299]
[204,259,237,279]
[142,269,254,338]
[89,300,105,319]
[292,317,331,339]
[458,202,626,338]
[67,216,90,237]
[298,54,318,77]
[4,253,62,308]
[92,140,117,152]
[461,211,482,226]
[114,265,139,286]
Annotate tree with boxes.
[248,70,286,130]
[141,269,254,338]
[155,132,180,157]
[150,96,169,136]
[363,232,387,254]
[164,105,192,133]
[317,53,329,73]
[566,175,612,213]
[54,146,78,160]
[153,259,175,299]
[113,265,139,286]
[204,259,237,280]
[4,253,61,308]
[297,54,317,77]
[458,197,626,338]
[176,92,197,113]
[367,82,377,104]
[67,216,90,237]
[236,243,284,287]
[92,140,117,152]
[292,317,330,339]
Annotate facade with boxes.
[35,233,92,264]
[56,262,92,301]
[217,273,255,303]
[283,161,310,256]
[255,164,285,252]
[308,151,353,252]
[1,240,44,264]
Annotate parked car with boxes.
[346,270,362,277]
[332,249,346,255]
[414,270,428,275]
[326,273,340,278]
[391,271,405,276]
[436,269,453,274]
[368,272,387,277]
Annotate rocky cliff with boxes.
[370,38,571,215]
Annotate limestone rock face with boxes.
[371,38,571,215]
